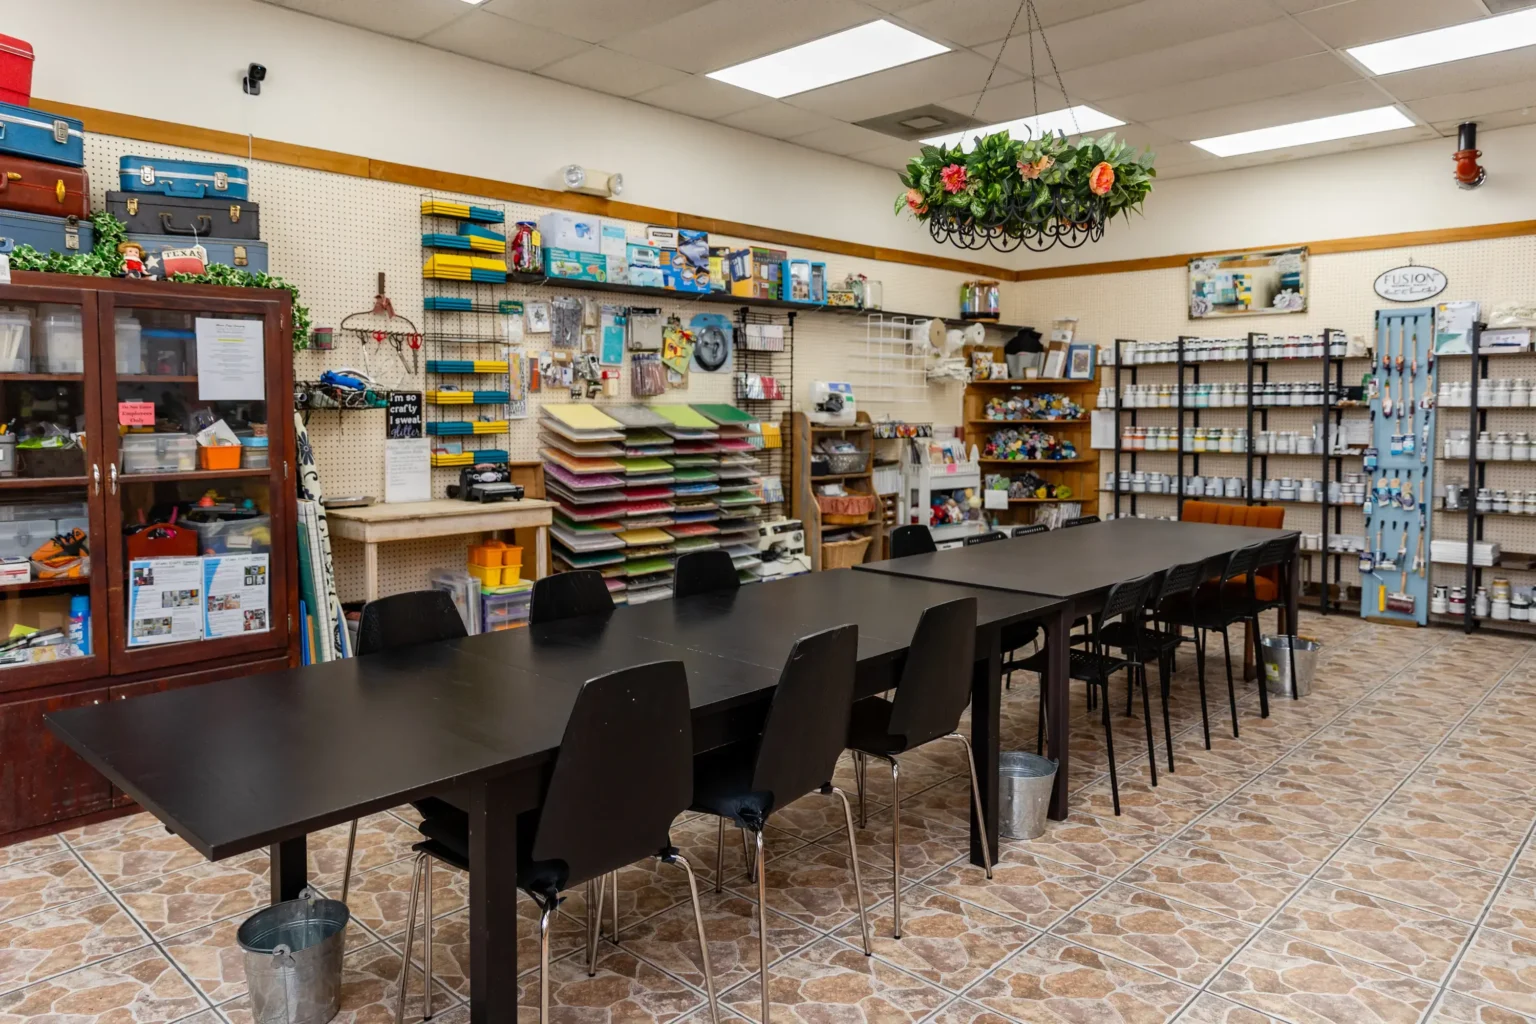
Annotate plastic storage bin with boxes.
[0,516,59,561]
[114,314,144,375]
[190,514,270,555]
[241,436,269,469]
[481,589,531,631]
[0,311,32,373]
[199,444,242,471]
[37,311,84,373]
[121,433,197,474]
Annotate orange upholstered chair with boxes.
[1181,501,1287,677]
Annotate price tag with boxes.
[118,401,155,426]
[0,253,11,285]
[983,489,1009,510]
[943,463,957,474]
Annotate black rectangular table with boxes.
[46,569,1064,1024]
[857,518,1300,819]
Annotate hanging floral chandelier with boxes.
[896,0,1156,253]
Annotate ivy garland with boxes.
[8,211,313,351]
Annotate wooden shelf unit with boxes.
[790,410,886,571]
[961,363,1099,529]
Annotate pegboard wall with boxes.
[81,131,975,600]
[1010,234,1536,618]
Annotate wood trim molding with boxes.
[1014,220,1536,282]
[39,97,1016,279]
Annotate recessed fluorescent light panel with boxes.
[1192,105,1414,157]
[1348,7,1536,75]
[707,20,949,98]
[921,106,1125,149]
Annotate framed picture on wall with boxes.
[1188,246,1307,318]
[1065,343,1097,380]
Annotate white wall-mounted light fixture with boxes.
[560,165,624,197]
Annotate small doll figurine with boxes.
[117,241,149,279]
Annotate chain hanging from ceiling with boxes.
[896,0,1155,254]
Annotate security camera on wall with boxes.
[243,63,267,95]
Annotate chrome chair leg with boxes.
[828,785,870,955]
[538,901,553,1024]
[714,817,726,894]
[950,733,994,879]
[667,853,719,1024]
[393,852,425,1024]
[754,829,770,1024]
[341,818,358,906]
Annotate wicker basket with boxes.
[815,493,876,518]
[821,534,872,569]
[822,450,870,474]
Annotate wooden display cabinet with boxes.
[0,273,297,843]
[961,364,1099,529]
[790,411,886,570]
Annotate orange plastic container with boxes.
[198,444,242,470]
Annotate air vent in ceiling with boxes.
[854,105,983,142]
[1484,0,1536,12]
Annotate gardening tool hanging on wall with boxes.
[340,272,421,384]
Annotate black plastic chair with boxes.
[395,662,718,1024]
[1161,543,1267,740]
[965,531,1007,546]
[1018,573,1158,814]
[890,524,937,559]
[340,590,468,905]
[1099,559,1206,770]
[530,568,613,625]
[674,549,741,599]
[690,625,868,1022]
[847,598,991,937]
[1062,515,1100,528]
[1011,523,1049,537]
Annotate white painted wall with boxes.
[9,0,948,258]
[1014,122,1536,271]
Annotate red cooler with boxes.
[0,36,33,106]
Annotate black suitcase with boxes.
[104,190,259,240]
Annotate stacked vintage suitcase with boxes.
[0,35,95,259]
[107,155,267,274]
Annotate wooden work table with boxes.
[325,498,555,601]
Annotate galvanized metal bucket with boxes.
[998,751,1057,840]
[237,888,348,1024]
[1261,635,1321,698]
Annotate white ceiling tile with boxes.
[1377,47,1536,102]
[1059,19,1323,102]
[851,140,928,170]
[603,0,881,74]
[1297,0,1488,50]
[1408,78,1536,123]
[717,102,846,139]
[1269,0,1347,11]
[1430,107,1536,133]
[480,0,713,44]
[979,0,1282,75]
[1146,79,1392,140]
[419,10,593,70]
[938,78,1070,127]
[787,51,1020,120]
[536,47,689,96]
[635,75,764,120]
[266,0,473,40]
[789,123,901,155]
[890,0,1143,48]
[1099,52,1361,124]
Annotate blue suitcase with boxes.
[0,101,84,167]
[119,155,250,200]
[0,210,92,256]
[126,232,268,274]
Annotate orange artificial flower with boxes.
[905,188,928,213]
[1089,161,1115,196]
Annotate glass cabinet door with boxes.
[98,296,290,673]
[0,290,110,693]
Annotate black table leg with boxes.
[270,837,306,903]
[1046,606,1071,821]
[1286,549,1301,634]
[968,637,1001,867]
[469,775,521,1024]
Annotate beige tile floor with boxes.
[2,612,1536,1023]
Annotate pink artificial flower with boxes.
[940,164,969,193]
[905,188,928,213]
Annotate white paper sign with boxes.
[984,489,1009,510]
[128,557,205,646]
[203,553,270,638]
[196,317,265,400]
[384,438,430,503]
[0,253,11,285]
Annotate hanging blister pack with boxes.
[628,307,662,351]
[550,296,582,350]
